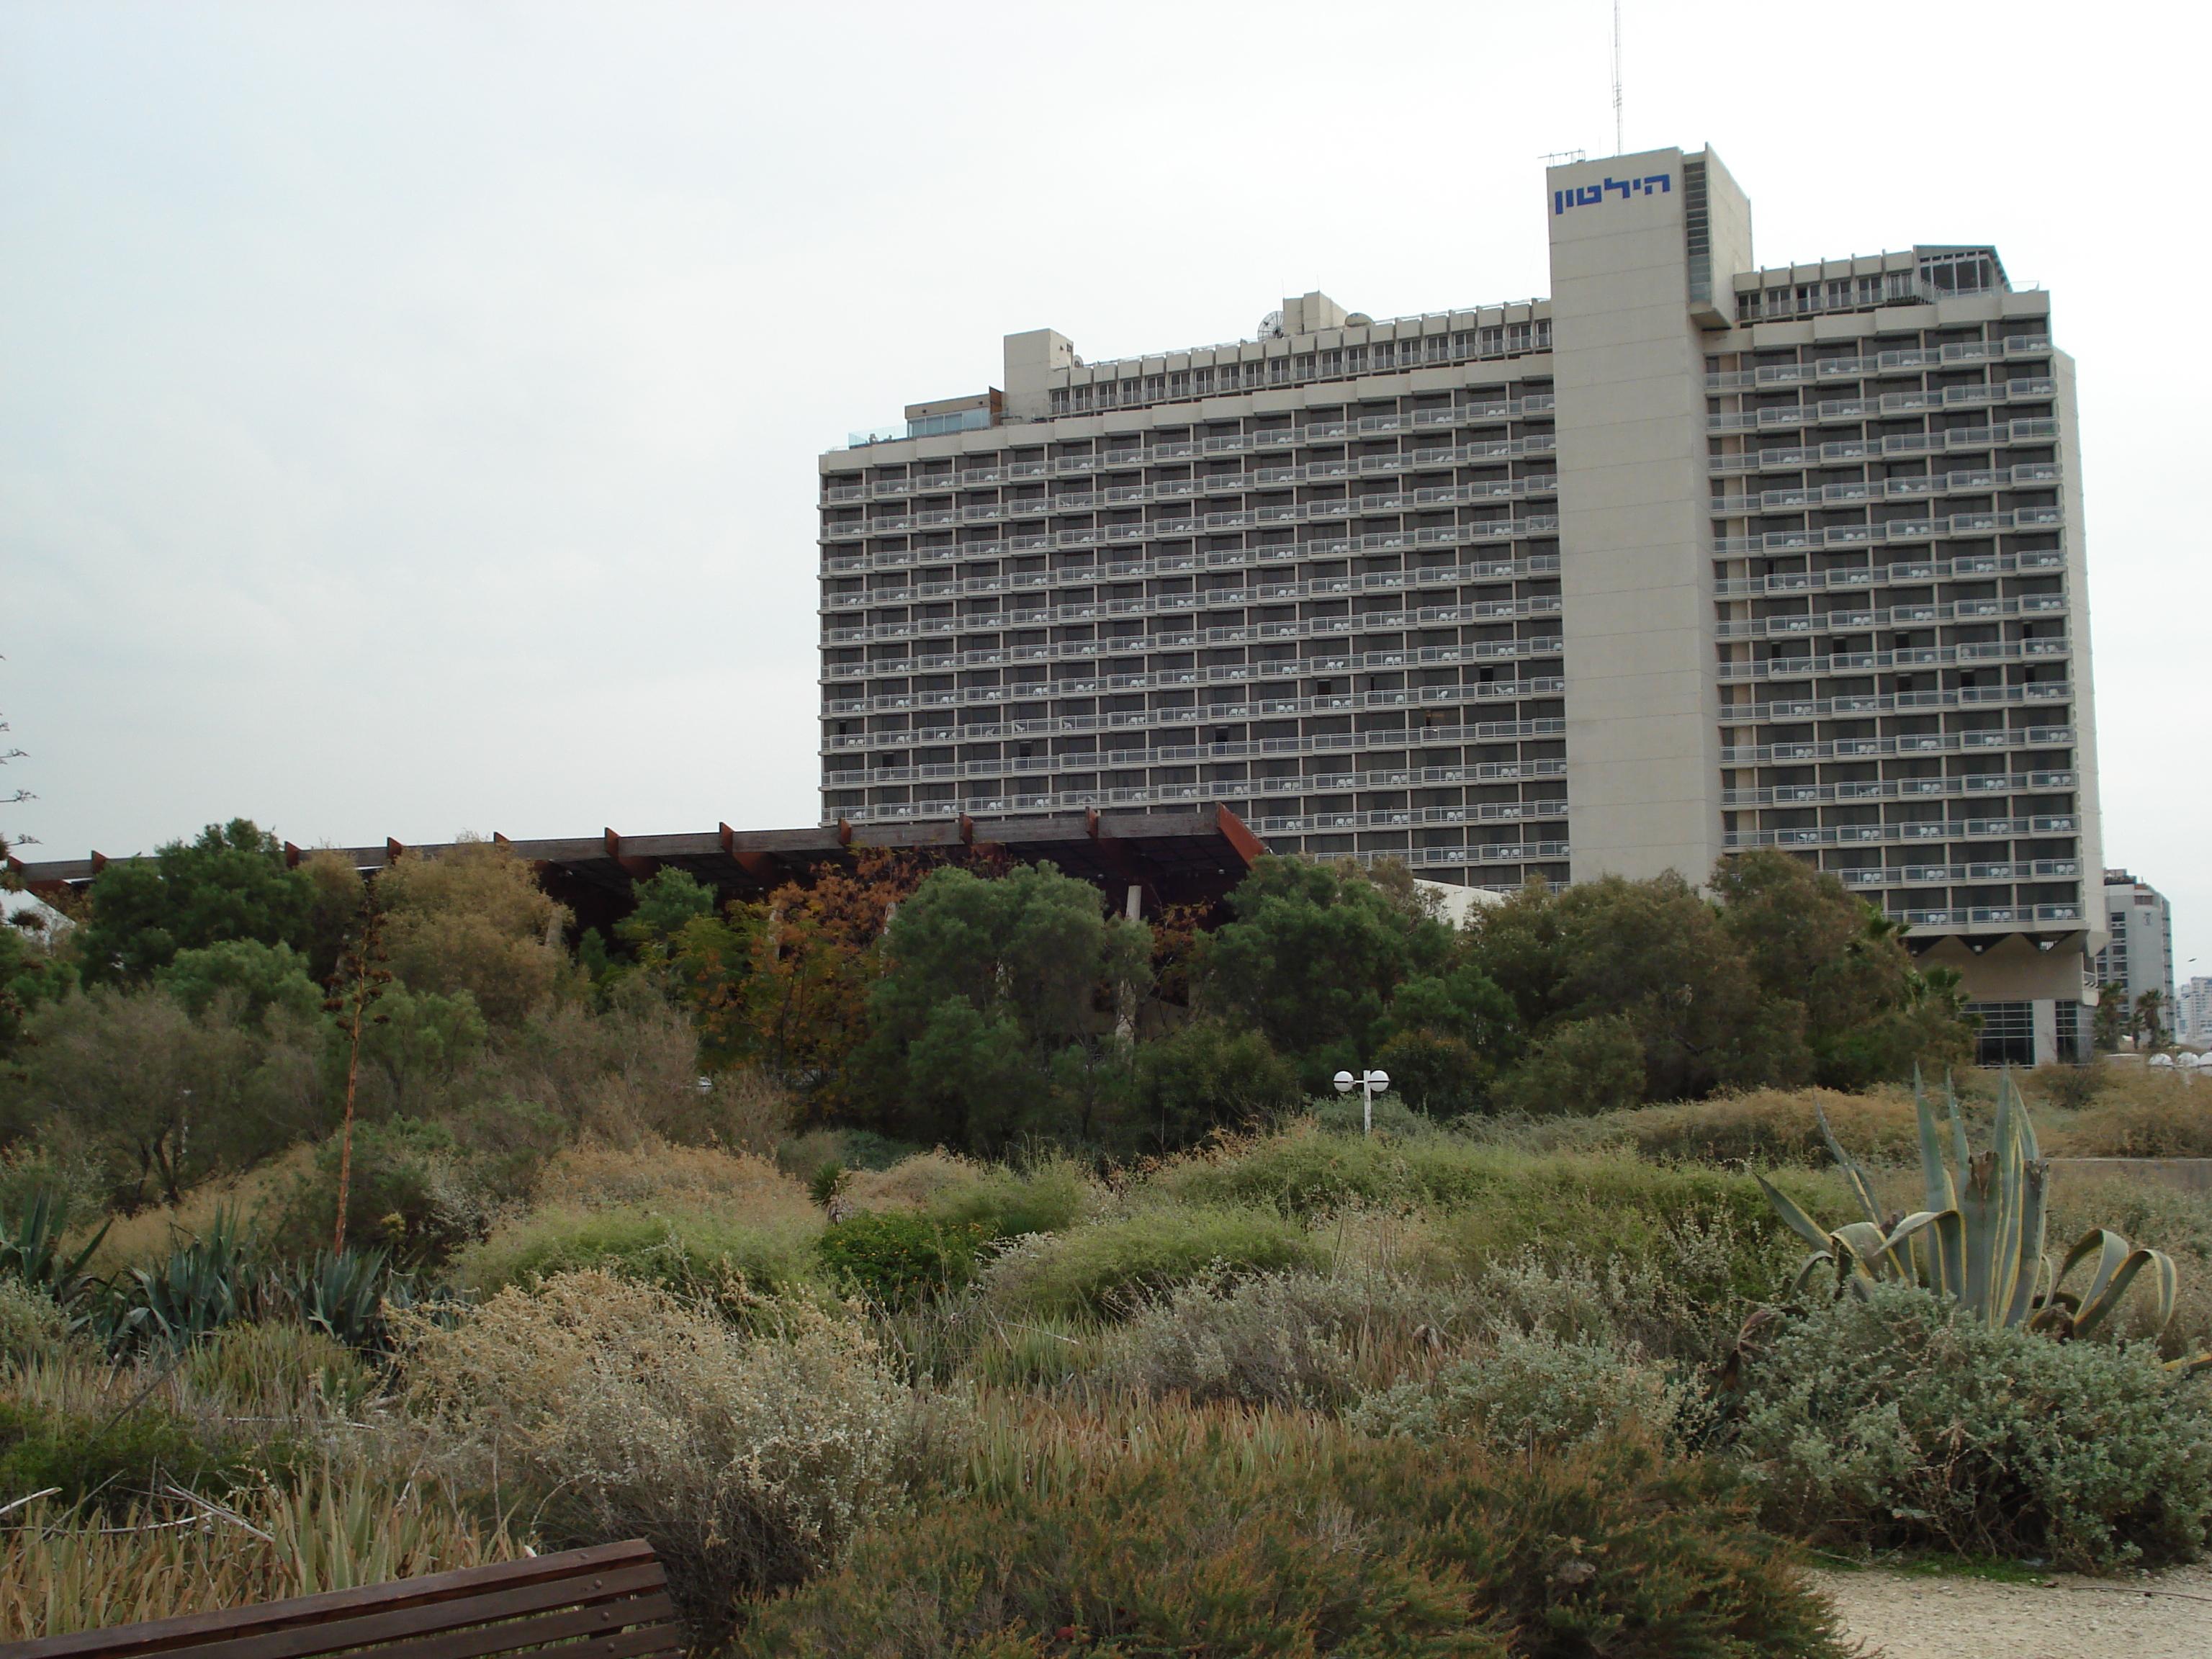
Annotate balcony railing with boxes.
[1708,421,2061,474]
[1713,550,2064,598]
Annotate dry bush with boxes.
[0,1466,525,1640]
[1090,1266,1467,1409]
[490,996,781,1148]
[2047,1071,2212,1157]
[395,1269,918,1637]
[1557,1086,1926,1166]
[844,1149,977,1212]
[534,1138,809,1217]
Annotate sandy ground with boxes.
[1809,1561,2212,1658]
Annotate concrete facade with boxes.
[2095,869,2175,1039]
[816,145,2102,1059]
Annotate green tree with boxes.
[851,862,1148,1151]
[2136,987,2167,1051]
[377,840,575,1028]
[2094,982,2128,1052]
[1473,871,1781,1104]
[619,868,718,952]
[78,819,315,984]
[154,939,322,1028]
[1197,856,1457,1088]
[1710,850,1972,1089]
[11,986,322,1207]
[1373,962,1522,1114]
[1126,1019,1303,1151]
[0,920,76,1057]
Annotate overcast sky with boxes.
[4,1,2205,966]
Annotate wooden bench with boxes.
[6,1539,683,1659]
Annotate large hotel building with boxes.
[816,146,2101,1062]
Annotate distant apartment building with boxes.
[2095,868,2175,1039]
[2173,974,2212,1048]
[816,145,2100,1064]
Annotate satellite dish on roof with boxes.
[1258,310,1285,340]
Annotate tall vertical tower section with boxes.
[1547,146,1753,885]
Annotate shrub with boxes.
[1493,1014,1646,1116]
[977,1207,1321,1320]
[1732,1282,2212,1569]
[1472,1219,1778,1364]
[0,1276,66,1366]
[1309,1092,1434,1138]
[0,1400,274,1514]
[258,1118,516,1271]
[815,1212,985,1309]
[924,1155,1089,1238]
[1565,1087,1926,1166]
[1426,1158,1815,1310]
[532,1138,811,1218]
[737,1419,1848,1659]
[1349,1329,1682,1451]
[1092,1268,1448,1409]
[450,1202,822,1309]
[397,1269,916,1640]
[2053,1087,2212,1158]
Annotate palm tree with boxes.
[2136,987,2168,1052]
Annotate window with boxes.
[1478,326,1504,354]
[1169,371,1190,397]
[1193,367,1215,396]
[1050,389,1070,415]
[1507,323,1533,351]
[1969,1001,2033,1066]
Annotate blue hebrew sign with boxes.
[1552,174,1671,215]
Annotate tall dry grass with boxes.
[531,1138,809,1218]
[71,1146,318,1271]
[0,1469,527,1640]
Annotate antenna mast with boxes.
[1611,0,1623,156]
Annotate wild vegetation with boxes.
[2,821,2209,1650]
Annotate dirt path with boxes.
[1808,1562,2212,1658]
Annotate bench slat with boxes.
[364,1617,685,1659]
[308,1596,681,1659]
[118,1564,669,1659]
[6,1544,663,1659]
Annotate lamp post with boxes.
[1332,1068,1391,1136]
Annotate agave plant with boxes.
[0,1187,111,1308]
[93,1208,264,1353]
[1759,1072,2210,1375]
[280,1247,392,1352]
